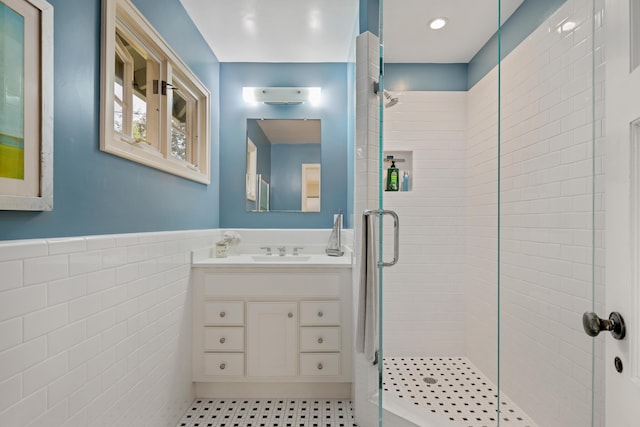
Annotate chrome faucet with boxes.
[260,246,272,256]
[326,211,344,257]
[277,246,287,256]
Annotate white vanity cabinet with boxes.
[246,302,298,377]
[191,265,352,397]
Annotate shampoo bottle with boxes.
[402,171,410,191]
[386,160,399,191]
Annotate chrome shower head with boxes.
[383,90,399,108]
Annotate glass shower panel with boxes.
[498,0,599,426]
[375,0,600,425]
[376,0,501,426]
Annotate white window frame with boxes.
[100,0,211,184]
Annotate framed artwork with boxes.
[0,0,53,211]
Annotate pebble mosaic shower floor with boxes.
[383,356,539,427]
[176,398,357,427]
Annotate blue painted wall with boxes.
[0,0,220,240]
[270,144,321,211]
[247,120,272,179]
[383,63,468,92]
[219,63,349,229]
[359,0,379,36]
[468,0,567,88]
[245,120,271,212]
[346,61,355,229]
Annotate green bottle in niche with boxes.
[386,160,399,191]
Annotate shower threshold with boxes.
[383,356,538,427]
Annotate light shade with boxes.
[242,87,322,105]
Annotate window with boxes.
[100,0,210,183]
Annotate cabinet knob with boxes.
[288,312,294,318]
[317,311,324,318]
[219,311,226,318]
[220,363,226,370]
[219,337,226,344]
[317,363,323,370]
[317,337,324,344]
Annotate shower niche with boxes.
[383,151,413,192]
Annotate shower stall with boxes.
[353,0,612,426]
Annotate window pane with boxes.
[114,101,123,133]
[132,93,147,142]
[171,91,188,161]
[114,54,124,101]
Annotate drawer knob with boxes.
[219,311,226,318]
[288,312,294,318]
[219,337,226,344]
[317,337,324,344]
[317,363,323,370]
[317,311,324,318]
[220,363,226,370]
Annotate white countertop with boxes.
[191,246,353,268]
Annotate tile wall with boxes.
[382,92,468,356]
[466,0,605,425]
[0,230,219,427]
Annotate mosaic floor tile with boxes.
[176,398,357,427]
[383,356,538,427]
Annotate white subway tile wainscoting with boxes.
[0,230,219,427]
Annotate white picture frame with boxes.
[0,0,53,211]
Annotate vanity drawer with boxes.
[204,301,244,325]
[299,353,341,376]
[204,353,244,376]
[300,327,341,352]
[204,327,245,352]
[300,301,340,325]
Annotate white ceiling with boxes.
[179,0,524,63]
[384,0,524,63]
[179,0,359,62]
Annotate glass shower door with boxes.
[374,0,599,426]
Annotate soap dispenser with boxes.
[386,160,399,191]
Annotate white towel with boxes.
[356,213,378,363]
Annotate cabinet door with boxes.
[247,302,298,377]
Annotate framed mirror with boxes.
[245,118,321,212]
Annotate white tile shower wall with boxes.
[0,230,219,427]
[466,0,605,426]
[465,67,500,387]
[352,31,388,427]
[382,92,467,356]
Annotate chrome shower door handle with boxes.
[363,209,400,267]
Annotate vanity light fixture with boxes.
[242,87,322,106]
[428,17,448,30]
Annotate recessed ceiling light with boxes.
[429,17,448,30]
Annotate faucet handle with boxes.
[293,247,304,255]
[259,246,272,256]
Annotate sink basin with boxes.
[251,255,311,262]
